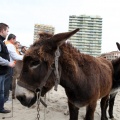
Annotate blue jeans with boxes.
[4,67,13,102]
[0,74,6,111]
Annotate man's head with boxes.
[14,41,21,49]
[0,23,9,38]
[21,46,27,53]
[7,34,16,44]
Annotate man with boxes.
[0,23,15,113]
[20,46,27,55]
[4,34,23,103]
[14,41,21,55]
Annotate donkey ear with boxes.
[50,28,79,46]
[116,42,120,51]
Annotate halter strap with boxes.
[18,47,61,92]
[17,66,54,92]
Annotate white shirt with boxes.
[6,42,23,62]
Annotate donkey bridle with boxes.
[17,47,61,107]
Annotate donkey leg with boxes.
[12,77,16,99]
[100,95,109,120]
[85,101,97,120]
[108,93,117,119]
[68,101,79,120]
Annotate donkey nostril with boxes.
[17,95,26,102]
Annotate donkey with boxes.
[105,42,120,120]
[15,28,113,120]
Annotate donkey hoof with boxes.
[101,118,108,120]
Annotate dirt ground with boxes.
[0,85,120,120]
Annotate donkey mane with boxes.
[29,38,91,67]
[38,32,53,40]
[27,38,95,76]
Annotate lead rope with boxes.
[36,47,60,119]
[36,91,47,120]
[12,97,13,117]
[36,92,41,120]
[44,94,46,120]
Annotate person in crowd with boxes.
[4,34,23,103]
[20,46,27,55]
[14,41,21,55]
[0,23,15,113]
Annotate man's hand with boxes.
[8,61,15,68]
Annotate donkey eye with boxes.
[30,61,40,67]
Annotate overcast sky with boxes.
[1,0,120,53]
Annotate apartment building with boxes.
[68,15,102,57]
[33,24,55,42]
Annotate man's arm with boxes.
[0,56,9,66]
[7,44,23,60]
[0,44,9,66]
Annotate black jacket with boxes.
[0,35,10,75]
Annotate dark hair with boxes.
[21,46,26,49]
[7,34,16,40]
[14,41,19,44]
[0,23,9,32]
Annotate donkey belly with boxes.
[67,93,96,108]
[65,85,101,108]
[72,101,89,108]
[110,87,120,95]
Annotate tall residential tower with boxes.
[68,15,102,56]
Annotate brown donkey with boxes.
[15,29,113,120]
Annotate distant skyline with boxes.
[1,0,120,53]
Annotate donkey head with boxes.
[16,28,79,107]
